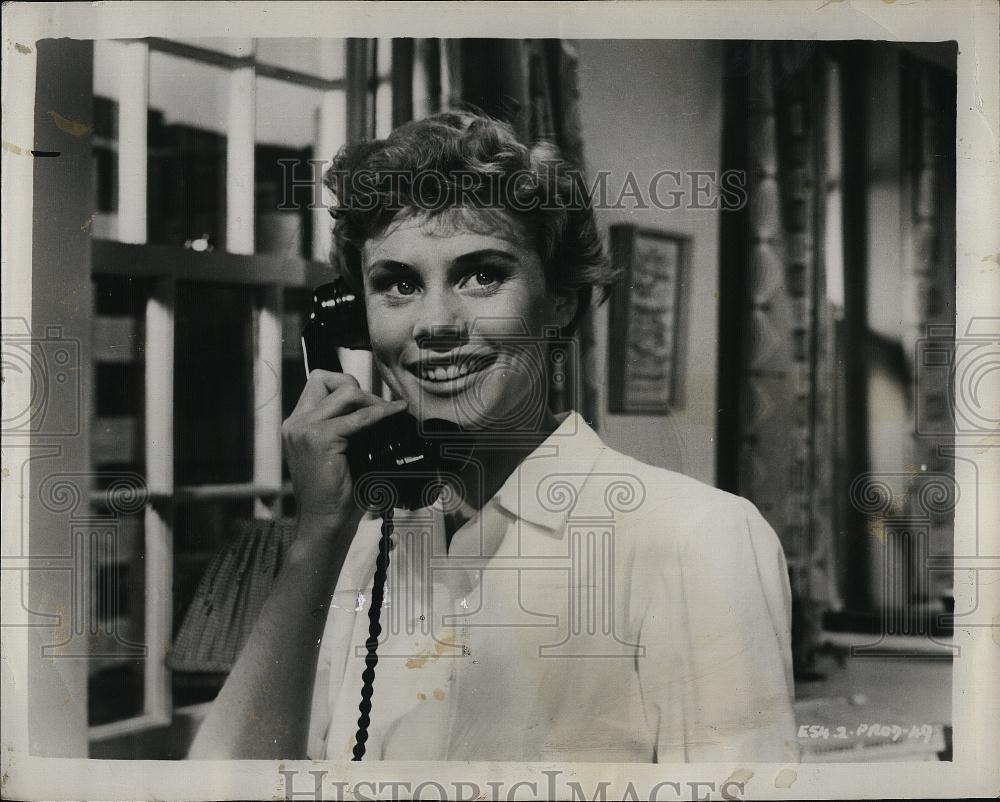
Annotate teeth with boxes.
[418,355,492,381]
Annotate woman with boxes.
[189,110,797,762]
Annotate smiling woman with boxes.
[187,109,797,763]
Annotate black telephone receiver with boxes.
[300,278,463,512]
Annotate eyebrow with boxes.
[452,248,519,267]
[366,248,520,276]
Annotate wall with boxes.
[576,40,724,485]
[29,38,94,757]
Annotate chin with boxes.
[412,388,539,433]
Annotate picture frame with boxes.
[607,224,690,415]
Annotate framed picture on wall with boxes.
[607,225,690,415]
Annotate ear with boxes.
[550,289,580,331]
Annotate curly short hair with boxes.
[323,109,614,333]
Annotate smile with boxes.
[421,364,470,382]
[406,352,499,386]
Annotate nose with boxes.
[412,288,468,350]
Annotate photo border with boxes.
[2,2,997,800]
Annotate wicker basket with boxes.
[166,517,297,674]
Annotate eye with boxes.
[460,268,504,291]
[370,272,420,298]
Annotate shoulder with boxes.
[585,443,781,564]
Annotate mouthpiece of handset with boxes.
[347,411,467,511]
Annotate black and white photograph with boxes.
[2,2,998,800]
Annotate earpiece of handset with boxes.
[301,278,371,376]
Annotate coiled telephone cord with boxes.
[351,507,393,760]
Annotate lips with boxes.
[407,352,498,384]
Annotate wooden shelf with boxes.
[92,239,331,289]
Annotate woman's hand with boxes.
[282,370,408,531]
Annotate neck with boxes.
[441,407,563,543]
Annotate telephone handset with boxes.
[300,278,464,760]
[300,278,463,512]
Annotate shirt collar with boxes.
[490,410,606,535]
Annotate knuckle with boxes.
[334,384,366,404]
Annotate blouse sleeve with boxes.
[637,493,799,763]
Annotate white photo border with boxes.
[2,1,997,800]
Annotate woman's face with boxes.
[361,209,576,431]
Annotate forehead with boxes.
[361,209,536,267]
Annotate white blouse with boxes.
[307,412,798,762]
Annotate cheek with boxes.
[366,310,410,363]
[472,285,551,338]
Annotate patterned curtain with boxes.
[739,43,838,676]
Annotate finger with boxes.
[294,369,361,413]
[305,385,388,422]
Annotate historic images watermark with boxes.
[341,321,646,660]
[1,316,148,659]
[840,318,1000,660]
[278,767,751,801]
[3,318,991,664]
[349,468,647,660]
[1,317,82,439]
[273,159,749,213]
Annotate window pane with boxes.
[174,282,255,485]
[256,76,321,150]
[87,508,146,726]
[255,76,322,257]
[92,41,123,239]
[256,37,345,79]
[376,37,392,80]
[374,39,393,138]
[92,275,146,477]
[92,95,118,239]
[149,51,229,249]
